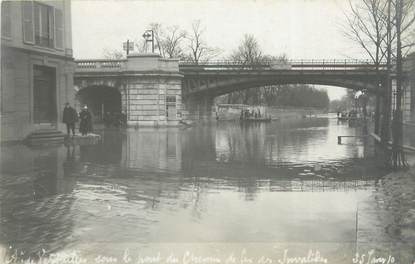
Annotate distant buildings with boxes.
[1,0,75,141]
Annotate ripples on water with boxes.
[0,116,389,261]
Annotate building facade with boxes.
[1,0,74,142]
[74,54,184,127]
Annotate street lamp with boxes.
[142,30,154,53]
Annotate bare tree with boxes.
[134,38,148,53]
[102,48,125,59]
[231,34,264,64]
[344,0,415,77]
[389,0,415,56]
[224,35,295,105]
[147,23,187,58]
[344,0,389,136]
[162,25,187,58]
[344,0,415,168]
[344,0,389,65]
[228,34,265,104]
[186,20,221,64]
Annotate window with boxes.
[22,1,34,43]
[22,1,64,49]
[1,1,12,38]
[34,2,54,48]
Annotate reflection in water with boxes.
[215,119,370,166]
[0,117,393,261]
[0,146,75,260]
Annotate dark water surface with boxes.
[0,116,392,262]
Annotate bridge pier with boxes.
[124,54,183,127]
[75,54,184,127]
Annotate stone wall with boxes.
[1,0,74,142]
[1,47,75,141]
[74,54,184,127]
[123,54,183,127]
[126,77,182,126]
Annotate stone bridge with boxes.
[74,54,389,126]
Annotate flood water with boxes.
[0,116,395,263]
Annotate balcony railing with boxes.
[75,59,126,72]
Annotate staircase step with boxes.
[25,129,66,146]
[29,130,63,135]
[28,133,65,139]
[27,137,65,143]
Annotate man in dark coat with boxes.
[79,106,93,136]
[62,103,78,136]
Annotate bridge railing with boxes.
[75,59,126,71]
[74,58,387,72]
[179,59,387,71]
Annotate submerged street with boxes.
[2,0,415,262]
[1,115,413,263]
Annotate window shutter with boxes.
[54,9,63,49]
[34,3,40,43]
[22,1,34,43]
[48,6,54,48]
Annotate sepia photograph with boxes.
[1,0,415,263]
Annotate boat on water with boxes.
[337,110,360,121]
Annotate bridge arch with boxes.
[181,76,383,121]
[74,58,392,124]
[76,85,122,122]
[183,76,381,99]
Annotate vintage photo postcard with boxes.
[1,0,415,263]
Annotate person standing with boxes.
[62,103,78,136]
[79,106,92,136]
[103,112,111,128]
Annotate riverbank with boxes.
[356,153,415,262]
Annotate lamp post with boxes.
[142,30,154,53]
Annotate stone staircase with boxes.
[25,129,66,145]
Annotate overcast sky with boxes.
[71,0,367,100]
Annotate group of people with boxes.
[103,112,127,128]
[240,108,262,120]
[62,103,93,136]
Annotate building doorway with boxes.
[33,65,56,123]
